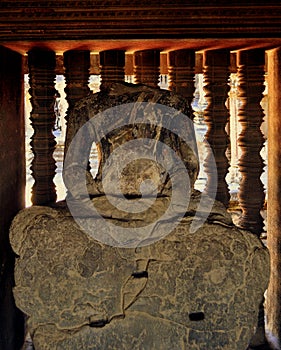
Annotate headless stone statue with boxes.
[10,83,269,349]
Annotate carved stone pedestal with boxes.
[10,199,269,350]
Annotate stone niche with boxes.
[10,83,269,350]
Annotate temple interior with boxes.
[1,2,281,349]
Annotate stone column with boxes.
[236,49,266,235]
[203,49,231,207]
[134,49,160,88]
[0,45,25,350]
[63,50,91,122]
[99,50,125,90]
[28,48,57,205]
[168,49,196,114]
[266,47,281,349]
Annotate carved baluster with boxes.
[99,50,125,90]
[168,49,196,116]
[63,50,91,123]
[134,49,160,88]
[28,48,57,205]
[63,50,91,174]
[237,49,266,235]
[125,53,134,83]
[203,49,231,207]
[225,53,238,168]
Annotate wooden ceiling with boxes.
[1,1,281,54]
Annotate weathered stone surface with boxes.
[10,84,269,349]
[64,82,199,199]
[10,195,269,350]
